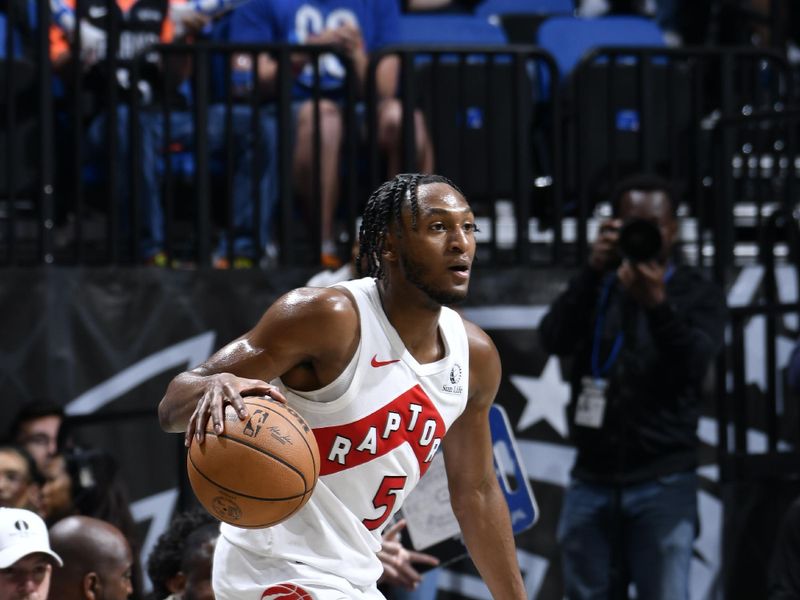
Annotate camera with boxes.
[617,218,662,262]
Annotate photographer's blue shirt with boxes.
[229,0,400,99]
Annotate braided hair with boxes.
[357,173,462,279]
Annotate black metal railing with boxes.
[1,0,56,264]
[63,41,358,267]
[3,12,800,275]
[567,46,792,275]
[367,45,563,265]
[710,106,800,283]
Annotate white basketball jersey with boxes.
[220,277,471,587]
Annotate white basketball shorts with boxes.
[213,534,387,600]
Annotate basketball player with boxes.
[159,173,527,599]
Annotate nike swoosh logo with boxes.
[371,354,400,368]
[88,6,107,18]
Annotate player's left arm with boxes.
[442,320,526,599]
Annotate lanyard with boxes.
[591,265,676,379]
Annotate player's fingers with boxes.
[185,406,199,447]
[225,382,250,419]
[264,385,288,404]
[209,388,228,435]
[192,389,215,444]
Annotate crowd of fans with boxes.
[4,0,796,269]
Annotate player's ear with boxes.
[381,230,398,264]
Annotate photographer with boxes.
[539,174,727,600]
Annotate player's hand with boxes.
[617,260,666,308]
[589,218,622,272]
[377,519,440,590]
[185,373,286,447]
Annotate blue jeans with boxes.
[87,105,163,258]
[558,471,697,600]
[87,104,278,260]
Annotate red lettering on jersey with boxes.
[313,385,445,477]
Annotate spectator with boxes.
[169,523,219,600]
[145,508,219,600]
[0,507,63,600]
[49,0,278,268]
[40,453,73,524]
[40,446,143,598]
[538,173,727,599]
[49,515,134,600]
[228,0,434,268]
[0,445,42,512]
[8,401,64,471]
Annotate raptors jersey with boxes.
[220,277,470,587]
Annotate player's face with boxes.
[0,554,52,600]
[396,182,477,306]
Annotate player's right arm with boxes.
[158,287,359,446]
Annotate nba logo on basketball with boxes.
[261,583,313,599]
[243,410,269,437]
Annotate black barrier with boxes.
[720,302,800,481]
[129,42,357,267]
[366,45,563,265]
[1,18,798,278]
[710,106,800,284]
[718,204,800,481]
[568,46,791,275]
[1,0,55,265]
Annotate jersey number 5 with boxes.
[362,475,407,531]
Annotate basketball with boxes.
[187,396,320,528]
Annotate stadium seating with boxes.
[475,0,574,18]
[393,13,528,201]
[396,13,507,46]
[536,15,665,78]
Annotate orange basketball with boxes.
[187,396,320,528]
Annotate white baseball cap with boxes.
[0,508,63,568]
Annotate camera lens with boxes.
[618,219,662,262]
